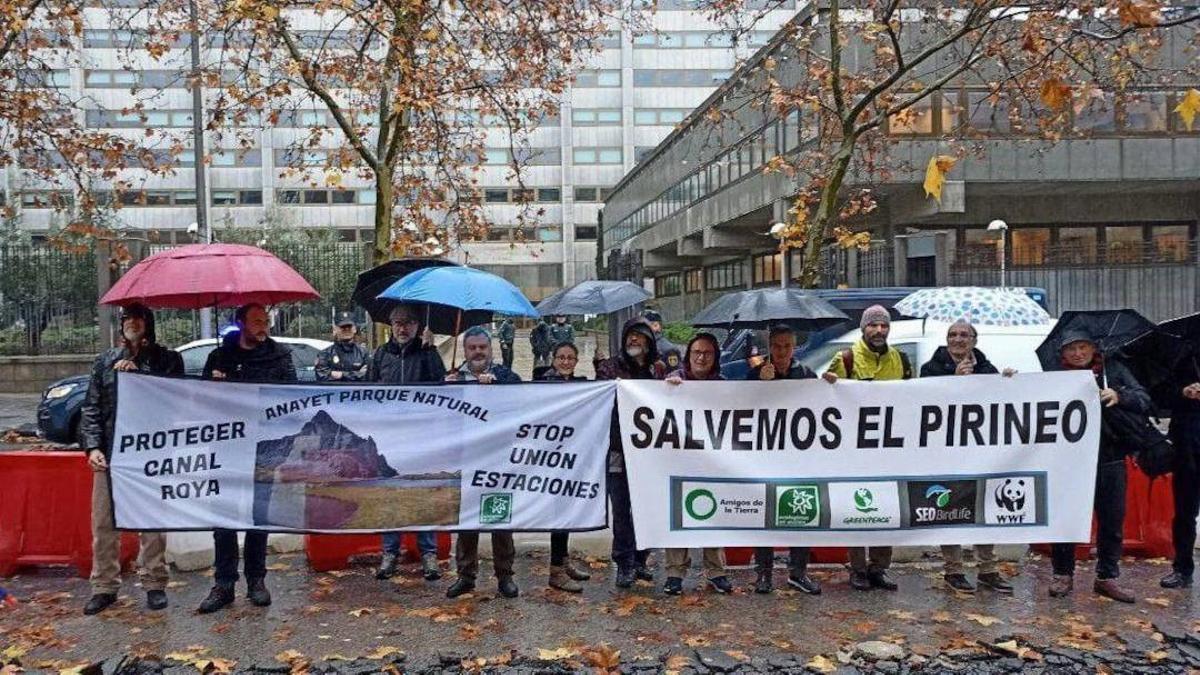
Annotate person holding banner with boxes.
[199,304,296,614]
[446,326,521,598]
[597,317,667,589]
[539,341,594,592]
[662,332,734,595]
[80,303,183,615]
[919,320,1016,595]
[747,324,822,596]
[823,305,911,592]
[369,303,448,583]
[1049,332,1151,603]
[1162,370,1200,590]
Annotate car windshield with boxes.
[180,342,218,376]
[178,341,322,379]
[799,341,849,374]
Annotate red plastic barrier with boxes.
[305,532,452,572]
[1032,457,1175,559]
[0,451,138,577]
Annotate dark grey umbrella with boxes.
[536,280,651,316]
[691,288,849,331]
[1035,309,1156,373]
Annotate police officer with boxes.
[316,312,368,382]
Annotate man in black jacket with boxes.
[747,325,822,596]
[80,303,184,615]
[1162,363,1200,590]
[370,303,448,581]
[315,312,367,381]
[919,320,1015,595]
[199,303,296,613]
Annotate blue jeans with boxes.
[381,531,438,557]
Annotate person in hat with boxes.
[642,310,677,357]
[315,312,368,382]
[1050,331,1151,603]
[547,315,575,348]
[79,303,184,615]
[824,304,912,592]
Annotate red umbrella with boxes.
[100,243,320,309]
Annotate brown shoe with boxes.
[1093,578,1135,603]
[564,559,592,581]
[549,566,583,593]
[1049,574,1073,598]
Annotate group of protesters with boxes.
[78,299,1200,616]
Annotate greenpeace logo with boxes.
[842,515,892,525]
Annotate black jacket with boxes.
[919,347,1000,378]
[81,343,184,457]
[315,340,369,382]
[747,358,818,381]
[1089,359,1153,463]
[366,338,447,384]
[203,335,297,383]
[449,362,522,383]
[596,318,666,473]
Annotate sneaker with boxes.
[198,585,235,614]
[446,578,475,598]
[1093,578,1135,603]
[753,570,773,594]
[375,552,399,580]
[549,566,583,593]
[787,573,821,595]
[634,566,654,582]
[83,593,117,616]
[421,552,442,581]
[944,573,976,594]
[246,578,271,607]
[868,569,898,591]
[663,577,684,595]
[564,559,592,581]
[614,568,636,589]
[1048,574,1073,598]
[1160,571,1193,589]
[849,570,871,591]
[977,572,1014,594]
[707,576,733,594]
[146,590,168,611]
[496,577,519,599]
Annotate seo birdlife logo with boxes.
[680,481,766,528]
[907,480,976,526]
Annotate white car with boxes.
[176,337,333,380]
[798,319,1055,377]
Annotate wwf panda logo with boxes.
[994,478,1026,512]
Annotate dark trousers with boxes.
[754,547,810,574]
[213,529,267,586]
[849,547,893,573]
[454,532,515,582]
[500,343,514,369]
[608,471,649,571]
[1172,446,1200,577]
[550,532,570,566]
[1052,459,1126,579]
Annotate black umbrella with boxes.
[1034,309,1156,374]
[691,288,849,331]
[536,280,651,317]
[352,258,461,326]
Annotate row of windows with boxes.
[572,109,622,126]
[632,69,732,87]
[77,29,358,50]
[632,31,775,49]
[960,223,1195,266]
[573,186,615,202]
[573,147,623,164]
[632,0,796,9]
[18,189,264,208]
[482,187,562,204]
[634,109,690,126]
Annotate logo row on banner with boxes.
[672,474,1046,532]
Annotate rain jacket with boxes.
[919,346,1000,378]
[548,322,575,347]
[366,337,446,384]
[1063,357,1153,464]
[315,340,369,381]
[80,323,184,457]
[596,318,666,472]
[203,334,296,383]
[497,319,515,345]
[1169,365,1200,475]
[827,339,912,381]
[530,321,552,356]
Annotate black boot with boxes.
[753,570,773,594]
[446,577,476,598]
[944,573,975,593]
[868,569,898,591]
[146,590,168,611]
[496,577,519,598]
[1160,571,1193,589]
[83,593,117,616]
[247,578,271,607]
[198,585,235,614]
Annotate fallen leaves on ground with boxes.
[605,595,653,617]
[364,646,404,660]
[349,607,372,617]
[887,609,917,621]
[274,649,309,674]
[407,600,476,623]
[663,654,692,674]
[965,613,1002,627]
[536,647,577,661]
[806,654,838,673]
[581,644,621,672]
[1144,596,1171,607]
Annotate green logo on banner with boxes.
[853,488,878,513]
[684,488,718,521]
[480,493,512,524]
[776,485,820,527]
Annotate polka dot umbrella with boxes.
[894,287,1051,327]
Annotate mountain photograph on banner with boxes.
[254,410,461,529]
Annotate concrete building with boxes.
[601,5,1200,321]
[4,2,798,301]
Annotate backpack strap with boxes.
[899,350,913,380]
[841,349,854,377]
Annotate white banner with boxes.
[618,372,1101,547]
[110,374,615,532]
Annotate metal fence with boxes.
[822,242,895,288]
[0,241,369,355]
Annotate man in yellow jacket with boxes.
[822,305,912,591]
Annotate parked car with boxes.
[37,336,332,444]
[719,286,1049,379]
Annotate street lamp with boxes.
[769,221,788,288]
[987,219,1008,288]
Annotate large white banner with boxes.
[619,372,1101,547]
[110,374,615,532]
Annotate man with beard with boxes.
[315,312,368,382]
[445,326,521,598]
[80,303,183,615]
[824,305,911,592]
[199,304,296,613]
[369,303,448,582]
[596,317,666,588]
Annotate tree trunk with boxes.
[798,140,855,289]
[373,170,394,266]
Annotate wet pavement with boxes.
[2,551,1198,673]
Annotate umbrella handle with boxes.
[450,309,462,370]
